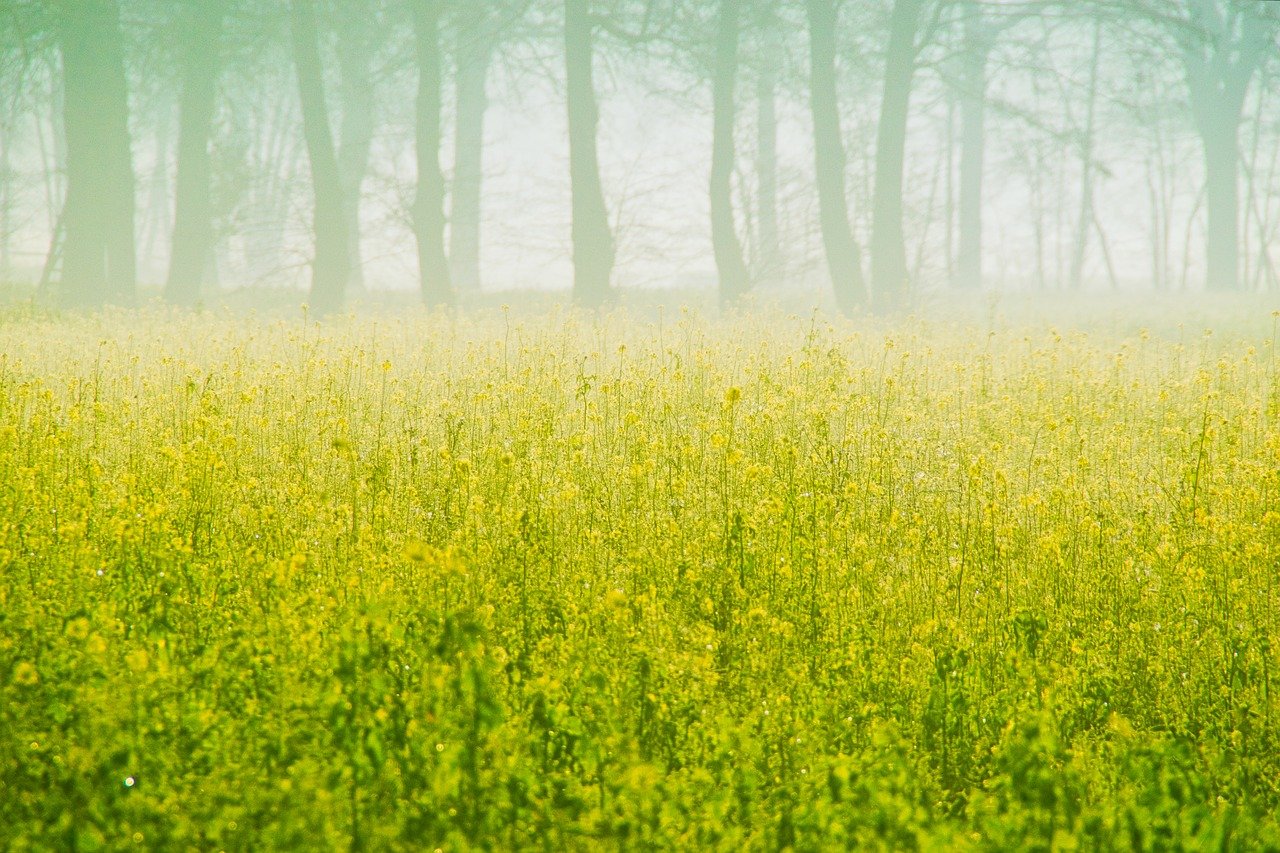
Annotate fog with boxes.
[1,0,1279,311]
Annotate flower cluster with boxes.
[1,306,1278,847]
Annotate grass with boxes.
[1,303,1279,849]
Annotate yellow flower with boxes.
[12,661,39,687]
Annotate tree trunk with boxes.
[869,0,921,311]
[711,0,749,306]
[166,0,227,307]
[954,1,989,291]
[1068,18,1102,292]
[337,19,376,293]
[290,0,349,315]
[566,0,614,307]
[1178,8,1273,294]
[450,15,494,295]
[410,0,453,306]
[806,0,866,314]
[56,0,136,308]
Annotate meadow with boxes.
[2,301,1279,850]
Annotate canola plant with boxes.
[1,306,1278,849]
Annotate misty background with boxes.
[0,0,1278,312]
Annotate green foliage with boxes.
[1,309,1279,848]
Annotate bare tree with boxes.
[167,0,229,307]
[290,0,350,314]
[807,0,866,314]
[751,3,782,285]
[335,3,385,293]
[1067,16,1103,291]
[1122,0,1280,291]
[411,0,452,305]
[952,0,996,291]
[450,5,497,294]
[869,0,924,311]
[566,0,615,307]
[710,0,749,305]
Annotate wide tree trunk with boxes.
[290,0,349,315]
[410,0,453,306]
[953,2,989,291]
[56,0,136,308]
[166,0,227,307]
[566,0,614,308]
[806,0,866,314]
[337,18,376,293]
[450,15,494,295]
[869,0,921,311]
[711,0,749,306]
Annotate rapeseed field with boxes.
[2,305,1278,849]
